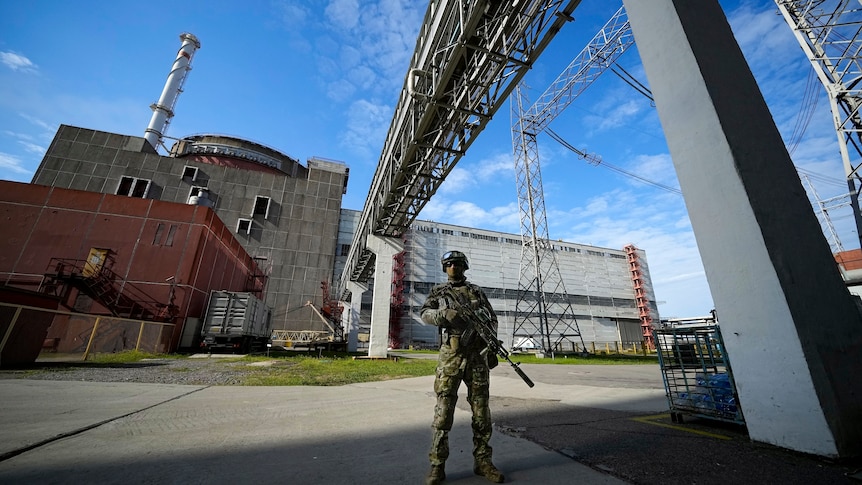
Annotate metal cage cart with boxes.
[655,323,745,425]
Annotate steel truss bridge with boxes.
[338,0,582,298]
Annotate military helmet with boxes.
[441,250,469,271]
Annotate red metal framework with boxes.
[319,280,344,341]
[625,244,654,349]
[41,256,177,322]
[389,249,407,349]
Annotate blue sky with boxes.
[0,1,854,318]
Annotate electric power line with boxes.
[610,65,654,103]
[545,127,683,195]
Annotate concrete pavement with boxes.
[0,364,664,484]
[2,361,857,484]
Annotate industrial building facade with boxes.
[0,180,264,351]
[11,123,659,353]
[335,209,659,351]
[30,125,349,339]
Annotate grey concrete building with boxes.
[335,209,659,352]
[32,125,349,336]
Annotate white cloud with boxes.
[596,98,642,131]
[0,51,37,73]
[18,113,54,133]
[727,2,800,74]
[326,0,360,30]
[314,0,424,98]
[421,198,519,230]
[547,181,710,316]
[326,78,356,102]
[343,98,391,156]
[0,152,32,175]
[438,152,514,195]
[611,152,682,193]
[438,167,474,194]
[272,1,424,163]
[19,141,45,155]
[476,152,514,179]
[348,65,377,90]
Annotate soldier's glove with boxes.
[443,309,466,329]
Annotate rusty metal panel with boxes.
[46,188,103,212]
[98,193,152,217]
[148,198,198,223]
[27,208,98,264]
[0,180,50,204]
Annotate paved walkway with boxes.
[0,363,667,484]
[2,362,857,484]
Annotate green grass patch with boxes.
[60,349,656,387]
[241,355,438,386]
[88,350,186,364]
[393,350,658,365]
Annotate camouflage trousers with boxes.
[429,342,493,466]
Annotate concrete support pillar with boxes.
[344,281,368,353]
[623,0,862,457]
[366,234,404,358]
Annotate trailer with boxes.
[268,301,347,352]
[200,291,271,353]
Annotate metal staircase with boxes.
[41,258,176,322]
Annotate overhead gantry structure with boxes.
[338,0,583,356]
[510,6,634,354]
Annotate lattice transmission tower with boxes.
[776,0,862,248]
[801,173,848,252]
[510,7,634,353]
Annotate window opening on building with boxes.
[253,196,271,218]
[153,223,165,245]
[165,225,178,247]
[116,176,151,198]
[471,233,498,242]
[237,218,252,235]
[182,166,198,182]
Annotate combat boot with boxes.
[425,464,446,485]
[474,460,504,483]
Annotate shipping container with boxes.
[200,291,271,353]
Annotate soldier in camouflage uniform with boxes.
[420,251,504,484]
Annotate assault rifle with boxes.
[443,289,535,388]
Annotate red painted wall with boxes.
[0,180,261,350]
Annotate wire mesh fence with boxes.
[0,302,176,363]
